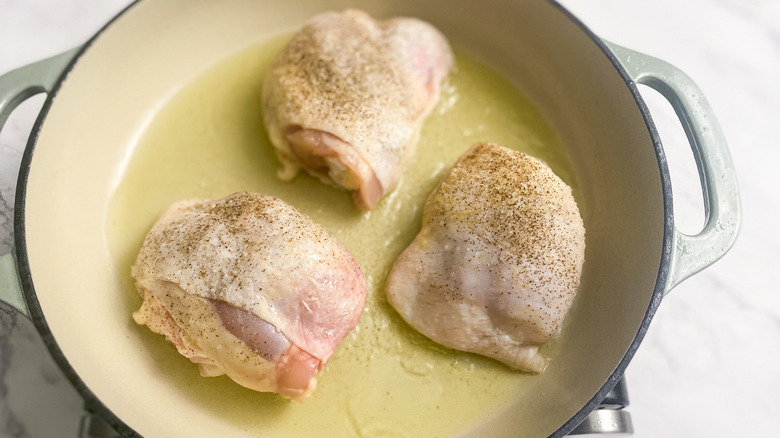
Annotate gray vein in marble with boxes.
[0,306,30,438]
[703,272,780,332]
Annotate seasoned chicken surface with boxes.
[132,193,366,401]
[262,9,453,209]
[386,143,585,372]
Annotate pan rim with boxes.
[11,1,672,437]
[13,1,145,436]
[546,3,671,436]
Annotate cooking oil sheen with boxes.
[107,36,575,437]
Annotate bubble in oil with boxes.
[399,355,434,376]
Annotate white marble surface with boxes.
[0,0,778,436]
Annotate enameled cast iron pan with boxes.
[0,0,739,436]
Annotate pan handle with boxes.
[603,41,740,295]
[0,48,81,318]
[0,254,28,317]
[0,48,80,127]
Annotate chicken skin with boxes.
[262,9,453,209]
[132,193,366,401]
[386,143,585,372]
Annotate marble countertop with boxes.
[1,0,777,436]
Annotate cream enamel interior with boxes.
[22,0,664,437]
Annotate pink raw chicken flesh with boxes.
[386,143,586,372]
[262,9,453,209]
[132,192,366,401]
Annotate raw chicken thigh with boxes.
[386,143,585,372]
[262,9,453,209]
[132,192,366,401]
